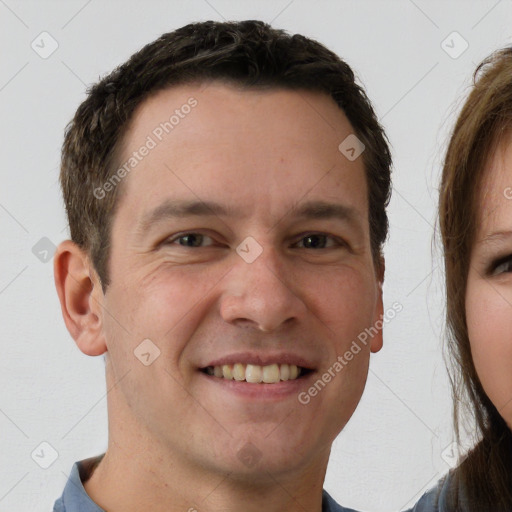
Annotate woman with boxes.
[411,47,512,511]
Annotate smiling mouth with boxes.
[200,363,313,384]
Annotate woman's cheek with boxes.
[467,281,512,421]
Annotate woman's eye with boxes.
[491,255,512,275]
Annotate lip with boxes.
[197,368,317,400]
[200,352,317,370]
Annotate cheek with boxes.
[319,269,379,342]
[111,264,211,334]
[467,281,512,417]
[102,260,379,376]
[308,268,377,384]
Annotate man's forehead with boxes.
[112,80,368,232]
[122,80,353,150]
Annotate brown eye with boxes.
[294,233,343,249]
[166,233,215,248]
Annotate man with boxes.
[53,20,392,512]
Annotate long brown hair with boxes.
[440,47,512,509]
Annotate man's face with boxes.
[94,82,383,479]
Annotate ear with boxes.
[54,240,107,356]
[370,256,385,354]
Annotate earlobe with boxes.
[370,257,385,354]
[370,291,384,353]
[54,240,107,356]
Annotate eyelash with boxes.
[164,232,345,250]
[490,254,512,275]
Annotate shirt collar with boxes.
[56,455,105,512]
[56,455,354,512]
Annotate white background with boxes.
[1,1,511,510]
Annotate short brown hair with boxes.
[439,46,512,509]
[60,20,392,290]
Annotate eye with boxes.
[165,232,216,248]
[163,232,345,250]
[293,233,344,250]
[490,254,512,275]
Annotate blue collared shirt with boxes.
[53,456,358,512]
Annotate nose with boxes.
[219,243,306,332]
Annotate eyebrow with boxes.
[136,199,359,234]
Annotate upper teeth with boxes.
[205,363,302,383]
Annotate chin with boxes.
[201,437,314,477]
